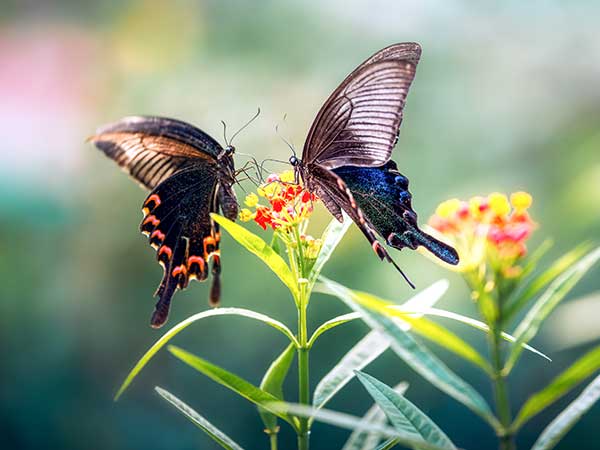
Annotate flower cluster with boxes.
[239,170,318,232]
[428,192,536,276]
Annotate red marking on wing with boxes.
[172,265,187,277]
[145,194,161,209]
[158,245,172,261]
[150,229,165,241]
[187,255,205,272]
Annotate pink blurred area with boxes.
[0,24,106,190]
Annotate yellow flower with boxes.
[244,192,259,207]
[488,193,510,217]
[239,208,255,222]
[304,236,322,260]
[280,170,295,183]
[435,198,461,218]
[511,191,532,212]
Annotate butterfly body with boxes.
[291,43,459,282]
[91,116,237,327]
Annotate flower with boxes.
[428,191,536,277]
[239,172,318,232]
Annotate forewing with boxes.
[140,164,224,327]
[362,42,422,66]
[90,116,222,190]
[304,59,418,169]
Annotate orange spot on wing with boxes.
[187,255,205,272]
[145,194,161,209]
[158,245,172,260]
[150,230,165,241]
[143,215,160,227]
[172,265,187,277]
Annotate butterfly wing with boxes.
[332,163,459,265]
[302,44,421,169]
[91,116,235,328]
[141,165,227,327]
[90,116,223,190]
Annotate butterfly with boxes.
[90,116,240,328]
[289,42,459,286]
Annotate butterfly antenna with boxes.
[230,108,261,145]
[221,120,230,147]
[275,115,297,157]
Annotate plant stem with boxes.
[297,282,310,450]
[269,433,278,450]
[489,325,515,450]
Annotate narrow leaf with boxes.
[513,344,600,430]
[356,371,456,450]
[375,438,399,450]
[271,403,451,450]
[396,306,550,361]
[342,382,409,450]
[115,307,297,400]
[155,387,244,450]
[168,345,298,428]
[259,343,296,432]
[313,330,390,411]
[308,216,352,290]
[531,374,600,450]
[322,279,492,374]
[319,277,498,430]
[309,279,449,348]
[504,243,591,322]
[211,214,299,299]
[506,246,600,372]
[313,281,449,410]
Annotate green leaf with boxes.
[270,403,451,450]
[506,246,600,372]
[211,214,299,300]
[168,345,298,429]
[319,277,498,430]
[321,279,492,374]
[115,307,297,400]
[155,387,244,450]
[396,306,550,362]
[307,312,361,348]
[309,279,449,348]
[356,371,456,450]
[531,374,600,450]
[519,239,554,280]
[313,280,449,410]
[258,343,296,433]
[504,243,592,322]
[375,438,399,450]
[342,382,409,450]
[313,330,390,411]
[513,344,600,430]
[308,216,352,290]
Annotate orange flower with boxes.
[239,171,318,232]
[428,191,536,276]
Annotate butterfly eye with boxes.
[225,145,235,155]
[289,156,299,166]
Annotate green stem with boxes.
[269,432,278,450]
[297,283,310,450]
[489,324,515,450]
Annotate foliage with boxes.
[116,185,600,450]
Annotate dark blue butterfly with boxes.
[290,43,459,286]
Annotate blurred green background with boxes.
[1,1,599,449]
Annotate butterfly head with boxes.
[224,145,235,155]
[289,155,301,167]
